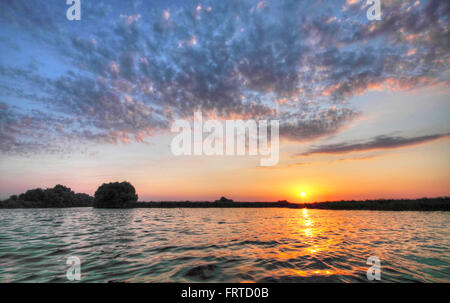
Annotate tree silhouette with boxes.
[215,196,233,203]
[2,185,93,208]
[93,181,138,208]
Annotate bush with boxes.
[215,196,233,203]
[93,181,138,208]
[1,185,93,208]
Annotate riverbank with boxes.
[130,198,449,211]
[1,198,449,211]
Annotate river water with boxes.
[0,208,448,282]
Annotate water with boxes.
[0,208,449,282]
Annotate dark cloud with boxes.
[0,0,449,154]
[300,133,450,156]
[0,102,78,154]
[280,108,358,141]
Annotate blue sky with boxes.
[0,0,449,201]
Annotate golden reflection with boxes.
[302,208,314,237]
[304,228,313,237]
[299,209,344,258]
[283,268,355,277]
[309,245,319,254]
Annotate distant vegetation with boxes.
[0,185,93,208]
[301,198,450,211]
[93,181,138,208]
[132,201,287,208]
[1,181,449,211]
[132,198,449,211]
[214,196,234,203]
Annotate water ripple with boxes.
[0,208,449,282]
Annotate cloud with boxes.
[300,133,450,156]
[0,102,82,154]
[0,0,449,154]
[280,108,358,141]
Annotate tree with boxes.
[2,185,93,208]
[19,188,45,202]
[215,196,233,203]
[93,181,138,208]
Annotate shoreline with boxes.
[127,199,450,211]
[1,198,449,211]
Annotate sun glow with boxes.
[300,192,306,198]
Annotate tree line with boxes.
[0,182,137,208]
[1,182,449,210]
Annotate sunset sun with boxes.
[300,192,306,198]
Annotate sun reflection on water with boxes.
[302,208,314,237]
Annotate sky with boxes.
[0,0,449,202]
